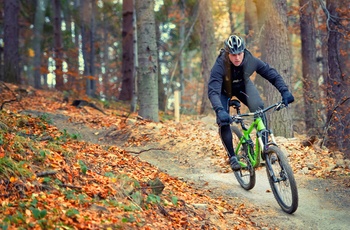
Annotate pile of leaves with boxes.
[0,84,259,229]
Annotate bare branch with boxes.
[36,170,58,177]
[1,99,17,110]
[0,81,25,110]
[320,97,350,147]
[127,148,164,154]
[318,0,349,37]
[58,183,82,190]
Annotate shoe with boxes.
[229,156,241,171]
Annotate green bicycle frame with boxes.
[234,116,266,168]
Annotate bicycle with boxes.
[229,99,298,214]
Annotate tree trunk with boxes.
[156,19,166,111]
[244,0,258,46]
[131,2,138,112]
[199,0,216,115]
[179,0,185,100]
[299,0,322,135]
[119,0,134,101]
[3,0,20,84]
[89,0,96,97]
[135,0,159,122]
[64,0,81,93]
[102,14,111,100]
[227,0,235,33]
[80,0,91,96]
[33,0,48,89]
[324,0,350,158]
[61,0,78,92]
[53,0,64,90]
[256,0,294,138]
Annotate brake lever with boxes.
[231,115,242,124]
[275,102,284,111]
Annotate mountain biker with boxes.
[208,35,294,171]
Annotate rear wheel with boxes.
[265,146,298,214]
[231,126,256,190]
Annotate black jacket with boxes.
[208,49,289,111]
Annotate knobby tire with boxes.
[231,126,256,190]
[265,145,298,214]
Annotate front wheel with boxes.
[231,126,256,190]
[265,146,298,214]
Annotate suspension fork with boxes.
[255,117,267,150]
[265,157,279,182]
[266,157,286,183]
[257,129,278,152]
[255,115,277,148]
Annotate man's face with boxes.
[229,52,244,66]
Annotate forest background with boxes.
[1,0,350,229]
[1,0,350,157]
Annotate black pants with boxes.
[217,80,268,157]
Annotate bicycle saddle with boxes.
[229,99,241,108]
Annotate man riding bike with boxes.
[208,35,294,171]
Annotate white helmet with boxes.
[224,35,246,54]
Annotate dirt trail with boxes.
[138,150,349,230]
[37,111,350,230]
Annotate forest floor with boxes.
[51,111,350,230]
[1,84,349,229]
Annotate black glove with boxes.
[281,91,295,106]
[216,109,233,126]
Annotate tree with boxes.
[299,0,323,135]
[227,0,235,33]
[199,0,216,114]
[131,2,138,112]
[89,1,97,97]
[323,0,350,158]
[61,0,79,92]
[3,0,20,84]
[179,0,186,98]
[256,0,294,138]
[33,0,49,89]
[244,0,258,46]
[119,0,134,101]
[156,18,165,111]
[80,0,97,97]
[135,0,159,122]
[53,0,64,90]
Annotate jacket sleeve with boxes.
[255,58,289,93]
[208,53,226,112]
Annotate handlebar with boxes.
[231,101,285,123]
